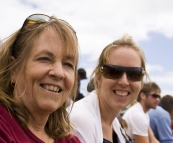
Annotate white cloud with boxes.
[161,89,173,97]
[150,71,173,86]
[144,64,173,95]
[146,64,164,72]
[1,0,173,44]
[0,0,173,96]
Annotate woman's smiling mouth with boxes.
[113,90,130,97]
[41,84,62,93]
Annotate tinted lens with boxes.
[101,64,123,79]
[101,64,144,81]
[22,14,51,28]
[152,94,161,99]
[27,14,51,22]
[126,67,144,81]
[22,14,76,34]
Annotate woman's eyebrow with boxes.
[65,55,75,62]
[35,50,54,57]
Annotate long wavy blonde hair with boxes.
[0,15,78,139]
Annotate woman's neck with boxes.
[99,97,120,126]
[27,114,54,143]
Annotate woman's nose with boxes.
[118,72,129,86]
[156,97,161,102]
[48,62,65,80]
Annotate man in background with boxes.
[148,95,173,143]
[123,82,161,143]
[75,68,87,102]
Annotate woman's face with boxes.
[12,27,76,116]
[98,46,142,112]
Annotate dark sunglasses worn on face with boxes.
[145,93,161,99]
[100,64,145,81]
[22,14,76,34]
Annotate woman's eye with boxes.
[38,57,50,61]
[64,62,74,69]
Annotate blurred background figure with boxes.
[148,95,173,143]
[0,38,2,46]
[75,68,87,102]
[87,78,95,93]
[123,82,161,143]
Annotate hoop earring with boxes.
[11,79,15,87]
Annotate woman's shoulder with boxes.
[0,105,7,115]
[74,92,98,109]
[0,105,15,125]
[55,134,81,143]
[69,92,102,140]
[70,92,100,120]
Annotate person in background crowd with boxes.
[123,82,161,143]
[172,121,173,134]
[87,78,95,93]
[0,38,2,46]
[0,13,80,143]
[149,95,173,143]
[75,68,87,102]
[69,34,148,143]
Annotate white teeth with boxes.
[116,91,128,97]
[44,85,60,92]
[53,86,57,91]
[50,86,54,91]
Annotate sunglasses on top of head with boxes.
[21,14,76,34]
[12,14,77,58]
[100,64,145,81]
[145,93,161,99]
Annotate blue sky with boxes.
[0,0,173,97]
